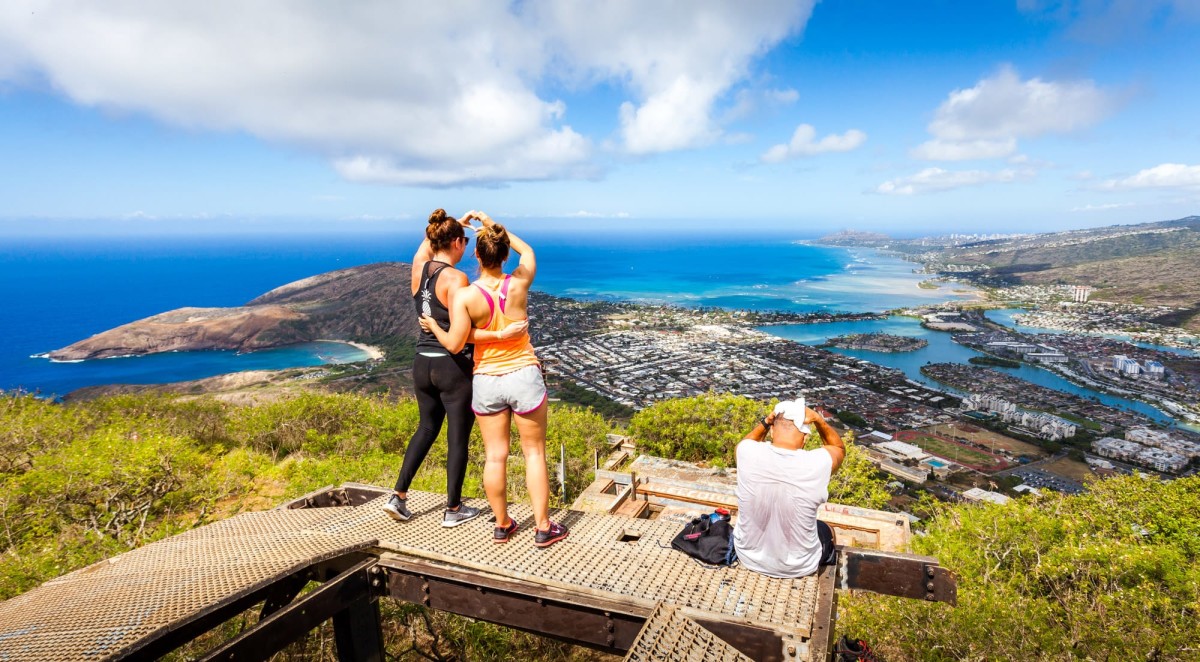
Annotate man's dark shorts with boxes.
[729,520,838,571]
[817,520,837,566]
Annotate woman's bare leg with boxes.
[477,411,513,528]
[514,403,550,531]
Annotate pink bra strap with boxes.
[474,283,496,328]
[499,275,512,314]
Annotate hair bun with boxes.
[428,208,447,225]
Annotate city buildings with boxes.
[983,341,1068,364]
[962,488,1011,505]
[540,326,956,431]
[1093,437,1188,474]
[961,394,1078,441]
[1112,355,1141,376]
[1125,427,1200,460]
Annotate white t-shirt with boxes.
[732,438,833,578]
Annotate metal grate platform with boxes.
[0,489,821,660]
[316,491,819,632]
[624,603,753,662]
[0,508,369,661]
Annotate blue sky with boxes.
[0,0,1198,235]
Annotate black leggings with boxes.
[394,352,475,507]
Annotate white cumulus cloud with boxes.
[533,1,815,154]
[1099,163,1200,190]
[761,124,866,163]
[0,0,815,186]
[911,138,1017,161]
[912,66,1116,161]
[767,88,801,104]
[875,167,1033,195]
[1070,202,1135,212]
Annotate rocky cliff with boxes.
[49,262,420,360]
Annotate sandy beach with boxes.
[314,339,385,360]
[336,340,385,360]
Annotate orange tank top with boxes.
[472,275,539,375]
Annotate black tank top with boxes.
[413,261,472,357]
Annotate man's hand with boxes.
[803,406,821,426]
[419,314,436,332]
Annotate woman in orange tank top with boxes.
[421,211,568,548]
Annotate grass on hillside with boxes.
[4,391,1199,660]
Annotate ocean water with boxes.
[528,235,974,312]
[1,234,397,397]
[763,315,1179,425]
[1,228,975,397]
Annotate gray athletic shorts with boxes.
[472,365,547,415]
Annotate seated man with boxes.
[732,398,845,578]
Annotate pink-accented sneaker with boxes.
[534,521,569,548]
[493,518,518,543]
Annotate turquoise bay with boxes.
[27,342,370,397]
[761,315,1180,426]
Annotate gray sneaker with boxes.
[442,503,481,528]
[382,495,411,522]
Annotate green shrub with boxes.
[840,475,1200,660]
[10,429,211,542]
[85,394,233,448]
[545,405,612,502]
[628,393,764,463]
[0,393,91,474]
[228,392,374,458]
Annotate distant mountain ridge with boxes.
[825,216,1200,330]
[816,230,892,246]
[49,263,419,361]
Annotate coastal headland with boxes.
[47,263,415,361]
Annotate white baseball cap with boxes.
[773,398,811,433]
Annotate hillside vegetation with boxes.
[2,391,1197,660]
[841,475,1200,660]
[941,217,1200,329]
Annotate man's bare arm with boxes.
[807,408,846,473]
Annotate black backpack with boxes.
[670,513,736,566]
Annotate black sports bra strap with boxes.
[422,261,449,288]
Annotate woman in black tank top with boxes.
[384,210,479,527]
